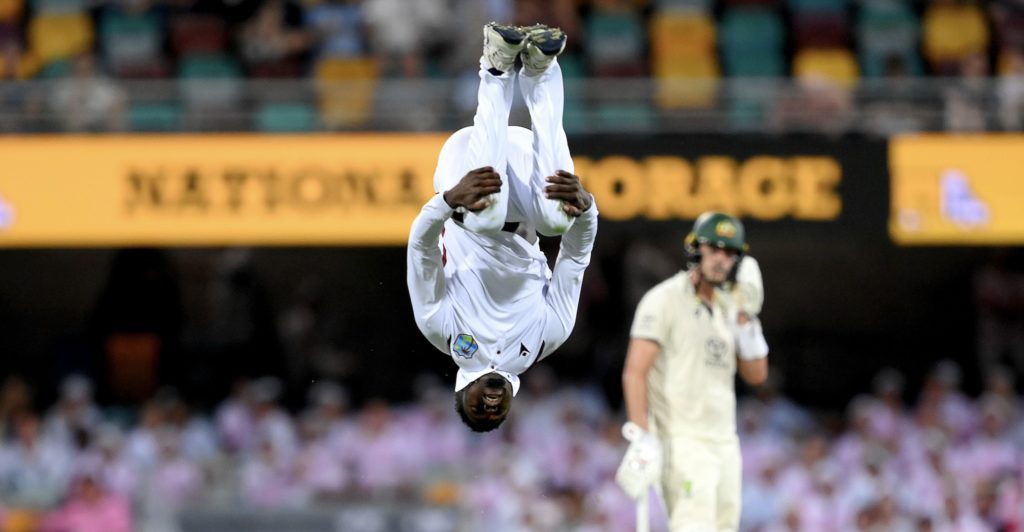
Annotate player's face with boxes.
[464,374,513,423]
[699,244,738,285]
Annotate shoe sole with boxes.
[488,24,526,46]
[527,28,566,56]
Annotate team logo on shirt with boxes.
[705,337,730,369]
[453,334,479,358]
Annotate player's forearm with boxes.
[557,204,598,263]
[407,194,453,338]
[409,194,453,253]
[738,357,768,386]
[622,369,650,431]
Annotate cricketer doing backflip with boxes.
[406,22,598,432]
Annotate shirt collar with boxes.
[455,367,521,397]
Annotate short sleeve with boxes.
[630,289,667,345]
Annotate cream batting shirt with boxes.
[407,194,598,395]
[631,271,739,442]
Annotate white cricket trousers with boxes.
[660,435,742,532]
[432,57,576,236]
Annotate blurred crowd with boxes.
[1,358,1023,531]
[0,0,1023,133]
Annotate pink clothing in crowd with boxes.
[41,493,133,532]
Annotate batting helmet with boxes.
[685,211,748,267]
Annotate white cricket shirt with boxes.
[630,271,739,441]
[407,194,598,395]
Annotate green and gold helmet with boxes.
[685,211,748,264]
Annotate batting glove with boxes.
[615,421,662,499]
[734,255,764,317]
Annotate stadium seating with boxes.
[169,14,227,57]
[584,8,647,77]
[256,102,317,132]
[178,53,243,115]
[557,54,589,134]
[793,47,859,88]
[651,11,719,108]
[314,57,377,128]
[719,8,786,76]
[793,12,849,48]
[27,12,93,65]
[922,2,989,69]
[856,3,923,77]
[650,10,716,61]
[100,9,165,75]
[128,102,182,132]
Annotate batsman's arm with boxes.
[622,338,660,430]
[735,314,769,386]
[738,356,768,386]
[406,194,454,350]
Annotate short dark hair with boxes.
[455,387,507,432]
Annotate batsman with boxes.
[617,212,769,532]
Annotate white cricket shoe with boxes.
[483,22,526,74]
[520,24,567,76]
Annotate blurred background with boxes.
[1,0,1024,530]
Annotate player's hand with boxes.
[444,167,502,213]
[615,421,662,499]
[544,170,593,217]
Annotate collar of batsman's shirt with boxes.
[455,367,521,397]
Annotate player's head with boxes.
[455,373,513,432]
[685,211,747,286]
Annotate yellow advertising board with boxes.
[0,135,444,246]
[890,135,1024,245]
[0,135,844,247]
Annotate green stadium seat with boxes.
[128,103,181,132]
[723,49,786,76]
[256,103,317,133]
[728,98,764,129]
[719,8,785,76]
[36,57,73,78]
[179,53,240,78]
[178,53,243,108]
[594,103,655,131]
[720,8,785,51]
[584,10,646,76]
[857,4,918,54]
[100,9,162,69]
[558,54,588,133]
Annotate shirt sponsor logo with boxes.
[453,334,479,359]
